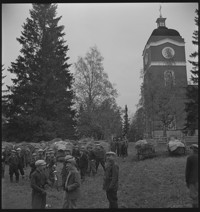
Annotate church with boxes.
[142,10,191,138]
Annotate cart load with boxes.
[135,139,156,160]
[167,139,186,155]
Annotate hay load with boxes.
[135,139,156,160]
[167,138,185,155]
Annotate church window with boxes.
[164,70,175,87]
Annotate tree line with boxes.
[2,4,129,143]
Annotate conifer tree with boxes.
[122,105,129,137]
[4,4,76,142]
[184,9,198,135]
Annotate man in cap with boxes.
[48,149,57,184]
[185,144,198,208]
[95,144,106,172]
[29,153,37,179]
[103,151,119,208]
[72,144,81,169]
[30,159,52,209]
[2,147,6,178]
[8,150,19,183]
[61,155,74,190]
[16,147,25,179]
[38,149,45,160]
[63,156,81,209]
[78,146,88,181]
[87,146,97,177]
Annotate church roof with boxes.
[151,26,180,36]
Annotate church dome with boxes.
[151,26,180,36]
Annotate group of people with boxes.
[30,146,119,209]
[110,136,129,159]
[2,141,198,208]
[2,147,25,182]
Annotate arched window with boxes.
[164,70,175,87]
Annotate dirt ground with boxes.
[1,142,192,209]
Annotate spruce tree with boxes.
[122,105,129,137]
[184,9,198,135]
[4,4,76,142]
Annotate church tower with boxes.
[142,8,188,138]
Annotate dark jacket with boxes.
[65,168,81,200]
[31,169,48,193]
[79,152,88,169]
[8,155,19,169]
[103,161,119,191]
[185,153,198,186]
[88,150,96,161]
[31,169,48,209]
[17,153,25,168]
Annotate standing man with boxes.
[30,160,51,209]
[78,146,88,181]
[8,150,19,183]
[37,149,45,160]
[103,151,119,208]
[16,148,25,179]
[95,144,106,172]
[185,144,198,208]
[87,146,96,177]
[29,153,37,179]
[2,147,6,178]
[63,157,81,209]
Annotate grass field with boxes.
[1,142,192,209]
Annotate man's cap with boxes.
[190,144,198,149]
[16,148,21,151]
[11,150,16,153]
[38,149,44,152]
[106,151,116,156]
[64,155,74,161]
[35,160,46,166]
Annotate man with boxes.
[95,144,106,172]
[72,145,81,169]
[16,148,25,179]
[37,149,45,160]
[103,151,119,208]
[29,153,37,179]
[61,155,74,190]
[8,150,19,183]
[87,146,96,177]
[185,144,198,208]
[2,147,6,178]
[48,150,57,184]
[78,146,88,181]
[30,160,52,209]
[63,157,81,209]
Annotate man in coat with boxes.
[61,155,74,190]
[78,146,88,181]
[30,159,52,209]
[29,153,37,179]
[2,147,6,178]
[87,146,96,177]
[16,148,25,179]
[95,144,106,172]
[63,157,81,209]
[8,150,19,183]
[103,151,119,208]
[185,144,198,208]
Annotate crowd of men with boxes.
[1,140,198,209]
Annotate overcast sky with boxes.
[2,3,198,116]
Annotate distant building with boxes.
[142,11,197,138]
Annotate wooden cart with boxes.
[136,143,156,160]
